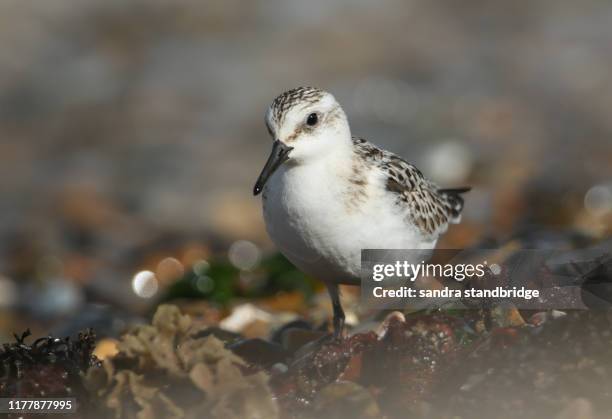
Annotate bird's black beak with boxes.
[253,140,293,195]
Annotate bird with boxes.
[253,86,470,338]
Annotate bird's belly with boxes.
[264,188,357,284]
[262,168,436,285]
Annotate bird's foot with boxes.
[332,313,346,340]
[326,282,346,340]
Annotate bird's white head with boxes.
[254,87,351,195]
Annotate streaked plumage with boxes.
[351,137,468,236]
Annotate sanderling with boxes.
[254,86,470,337]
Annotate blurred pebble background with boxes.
[0,0,610,344]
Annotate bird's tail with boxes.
[439,187,471,223]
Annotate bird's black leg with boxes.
[326,282,345,339]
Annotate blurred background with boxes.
[0,0,610,347]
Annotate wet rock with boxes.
[192,326,242,345]
[273,313,465,417]
[228,338,289,369]
[290,337,354,398]
[271,319,313,344]
[278,328,328,354]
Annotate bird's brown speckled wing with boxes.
[352,137,469,237]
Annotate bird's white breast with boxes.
[261,157,436,285]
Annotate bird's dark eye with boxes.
[306,113,319,126]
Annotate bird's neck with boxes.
[290,136,356,189]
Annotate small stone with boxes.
[375,311,406,339]
[155,257,185,285]
[491,303,525,328]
